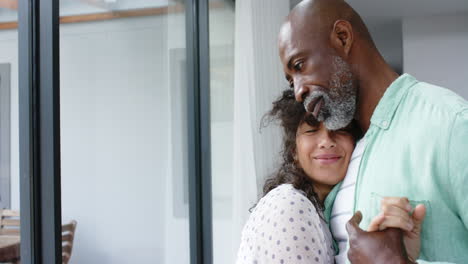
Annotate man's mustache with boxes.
[304,90,328,119]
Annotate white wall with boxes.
[403,14,468,99]
[366,19,403,73]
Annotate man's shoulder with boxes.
[408,80,468,115]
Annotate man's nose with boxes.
[318,132,336,149]
[294,78,309,102]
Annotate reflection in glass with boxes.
[59,1,189,263]
[0,5,19,264]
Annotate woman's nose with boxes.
[318,132,336,149]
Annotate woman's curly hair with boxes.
[261,89,362,212]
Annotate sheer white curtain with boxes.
[231,0,290,256]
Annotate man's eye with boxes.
[293,61,304,71]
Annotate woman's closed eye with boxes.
[305,128,319,134]
[334,129,352,136]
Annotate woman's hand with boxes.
[367,197,426,261]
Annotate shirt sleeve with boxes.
[239,186,332,264]
[418,109,468,264]
[448,109,468,230]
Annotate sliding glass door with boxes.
[17,0,211,263]
[58,1,190,263]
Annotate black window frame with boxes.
[19,0,62,263]
[186,0,213,263]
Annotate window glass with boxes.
[59,1,190,263]
[0,5,20,264]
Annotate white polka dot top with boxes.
[236,184,335,264]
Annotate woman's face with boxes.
[295,121,355,198]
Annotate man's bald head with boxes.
[278,0,398,131]
[279,0,374,55]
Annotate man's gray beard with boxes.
[303,56,357,130]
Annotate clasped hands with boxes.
[346,197,426,264]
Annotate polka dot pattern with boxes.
[236,184,335,264]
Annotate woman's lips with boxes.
[314,154,342,164]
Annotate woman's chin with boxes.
[310,173,345,187]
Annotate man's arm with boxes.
[413,109,468,263]
[448,109,468,230]
[412,110,468,264]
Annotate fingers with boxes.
[412,204,426,223]
[408,204,426,237]
[346,211,363,237]
[381,197,412,213]
[377,215,414,231]
[377,197,427,234]
[368,213,385,232]
[382,204,412,222]
[376,197,413,231]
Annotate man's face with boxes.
[278,22,357,130]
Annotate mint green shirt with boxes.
[325,74,468,263]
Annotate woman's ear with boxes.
[330,20,354,58]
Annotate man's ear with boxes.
[330,20,354,57]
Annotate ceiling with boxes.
[348,0,468,20]
[290,0,468,22]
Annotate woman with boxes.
[236,89,420,264]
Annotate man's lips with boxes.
[314,154,342,164]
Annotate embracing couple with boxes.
[236,0,468,263]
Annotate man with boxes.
[278,0,468,263]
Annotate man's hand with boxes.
[346,211,412,264]
[367,198,426,261]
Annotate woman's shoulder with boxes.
[253,184,320,220]
[262,184,312,205]
[237,184,334,264]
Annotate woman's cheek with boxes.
[338,135,355,154]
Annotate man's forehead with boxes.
[278,21,293,44]
[278,20,320,60]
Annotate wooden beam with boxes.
[0,1,225,30]
[60,5,184,24]
[0,0,18,10]
[0,22,17,30]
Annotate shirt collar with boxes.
[370,73,419,130]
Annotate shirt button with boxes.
[381,120,388,127]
